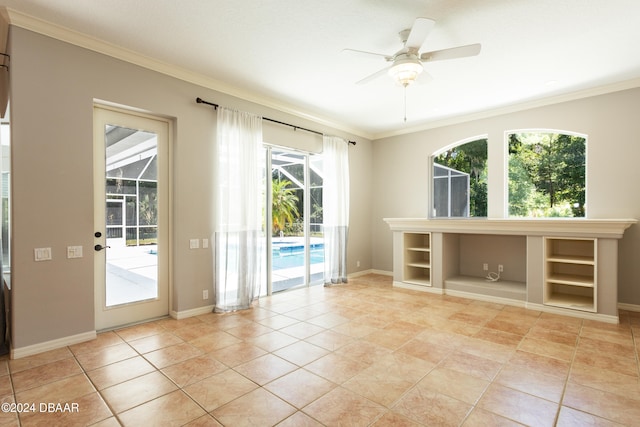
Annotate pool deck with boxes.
[105,238,325,304]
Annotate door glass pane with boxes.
[309,154,324,285]
[267,148,325,293]
[271,149,305,291]
[105,125,158,307]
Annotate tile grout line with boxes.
[118,322,240,425]
[77,329,156,426]
[456,305,538,427]
[552,317,583,427]
[6,277,639,426]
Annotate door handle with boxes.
[94,244,111,251]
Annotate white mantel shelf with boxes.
[384,218,637,239]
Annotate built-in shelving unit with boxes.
[403,232,431,286]
[544,237,596,312]
[384,218,636,323]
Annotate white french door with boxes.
[266,146,324,293]
[93,105,170,330]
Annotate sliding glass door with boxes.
[266,146,324,293]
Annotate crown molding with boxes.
[2,7,372,140]
[5,6,638,142]
[372,77,640,140]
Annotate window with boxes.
[432,138,487,217]
[508,131,586,217]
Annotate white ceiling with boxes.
[3,0,640,138]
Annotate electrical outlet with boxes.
[498,264,504,272]
[202,289,209,300]
[357,260,361,267]
[483,263,488,271]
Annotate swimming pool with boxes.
[272,242,324,270]
[152,241,324,271]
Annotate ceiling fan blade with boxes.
[405,17,435,50]
[420,43,481,62]
[356,65,392,85]
[342,48,392,61]
[414,69,434,85]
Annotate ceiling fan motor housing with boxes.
[388,53,423,86]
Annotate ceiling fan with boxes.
[345,17,481,87]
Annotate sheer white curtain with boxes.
[213,107,264,312]
[323,135,350,284]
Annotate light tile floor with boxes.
[1,274,639,426]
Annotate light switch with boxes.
[67,246,83,259]
[34,247,52,261]
[189,239,199,249]
[202,238,209,249]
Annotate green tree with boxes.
[508,151,548,216]
[271,179,299,237]
[508,132,585,217]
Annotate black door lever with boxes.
[94,244,111,251]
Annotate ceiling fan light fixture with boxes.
[388,59,423,87]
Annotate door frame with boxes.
[93,103,173,330]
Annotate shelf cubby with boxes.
[403,232,431,286]
[544,237,596,312]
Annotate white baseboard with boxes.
[393,280,444,295]
[618,302,640,313]
[526,302,619,324]
[10,330,97,360]
[348,269,373,278]
[171,305,214,320]
[348,269,393,279]
[391,278,621,324]
[171,270,387,318]
[370,269,393,276]
[444,288,526,308]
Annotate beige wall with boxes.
[9,22,640,354]
[9,26,372,351]
[372,88,640,304]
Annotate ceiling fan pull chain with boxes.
[404,85,408,122]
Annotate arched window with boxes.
[507,130,586,217]
[432,137,488,218]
